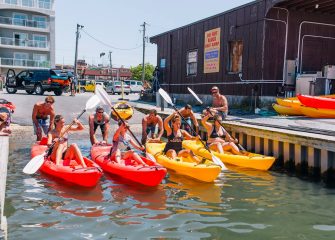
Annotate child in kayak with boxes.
[163,112,201,162]
[201,113,241,155]
[47,114,87,167]
[110,121,148,166]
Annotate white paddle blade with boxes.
[187,87,203,105]
[22,154,46,174]
[146,152,156,162]
[86,95,101,110]
[158,88,173,106]
[211,154,227,170]
[96,85,112,107]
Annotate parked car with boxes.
[124,80,144,93]
[5,69,70,96]
[106,81,130,95]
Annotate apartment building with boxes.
[0,0,55,77]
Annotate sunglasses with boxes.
[45,101,54,104]
[97,111,104,114]
[211,91,218,94]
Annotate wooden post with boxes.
[0,135,9,238]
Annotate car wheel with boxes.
[26,90,34,94]
[34,84,44,95]
[6,87,17,94]
[54,89,63,96]
[112,90,115,95]
[125,92,129,95]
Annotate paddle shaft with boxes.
[171,105,215,155]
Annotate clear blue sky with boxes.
[55,0,253,68]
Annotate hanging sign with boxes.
[204,28,220,73]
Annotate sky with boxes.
[55,0,253,68]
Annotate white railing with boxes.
[0,16,49,29]
[0,37,49,49]
[0,57,50,68]
[1,0,53,11]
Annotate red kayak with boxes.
[298,94,335,109]
[31,140,103,187]
[91,145,167,187]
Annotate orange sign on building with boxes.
[204,28,221,73]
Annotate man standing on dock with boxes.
[141,109,164,144]
[32,96,55,141]
[203,86,228,119]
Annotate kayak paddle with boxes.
[23,95,101,174]
[95,86,157,163]
[187,87,246,152]
[158,88,227,170]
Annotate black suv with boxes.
[5,69,70,96]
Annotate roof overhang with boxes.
[274,0,335,15]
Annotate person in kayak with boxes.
[163,112,201,162]
[47,114,86,167]
[32,96,55,141]
[89,106,110,145]
[141,109,164,144]
[110,121,148,166]
[201,113,241,155]
[178,104,199,135]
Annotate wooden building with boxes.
[150,0,335,104]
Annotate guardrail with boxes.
[0,16,49,30]
[0,37,49,49]
[0,0,53,10]
[0,57,50,68]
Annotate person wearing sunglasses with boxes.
[0,112,11,135]
[89,106,110,145]
[32,96,55,141]
[202,86,228,119]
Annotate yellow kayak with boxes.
[272,103,302,116]
[146,142,221,182]
[111,101,134,121]
[299,105,335,118]
[182,140,275,171]
[276,98,301,108]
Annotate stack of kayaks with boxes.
[31,140,103,187]
[91,145,167,187]
[272,96,302,116]
[297,94,335,118]
[146,142,221,182]
[182,140,275,171]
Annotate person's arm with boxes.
[224,129,238,143]
[47,131,53,146]
[48,109,55,132]
[213,95,228,112]
[142,116,148,137]
[163,112,175,136]
[113,124,124,142]
[181,129,198,141]
[88,115,98,144]
[129,138,145,151]
[156,116,164,139]
[103,115,110,142]
[31,104,38,128]
[190,111,199,133]
[201,114,212,132]
[70,119,84,131]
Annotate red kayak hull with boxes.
[31,142,102,187]
[298,94,335,109]
[91,145,167,187]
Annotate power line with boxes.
[81,29,143,51]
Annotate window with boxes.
[228,41,243,73]
[33,35,47,48]
[33,54,47,61]
[13,13,27,26]
[187,50,198,76]
[14,52,29,66]
[33,15,47,28]
[14,33,28,46]
[22,0,33,7]
[5,0,17,4]
[38,0,51,9]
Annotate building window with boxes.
[38,0,51,9]
[187,50,198,76]
[12,13,27,26]
[5,0,17,5]
[228,41,243,73]
[22,0,33,7]
[33,16,47,28]
[33,35,47,48]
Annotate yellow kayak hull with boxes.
[273,103,302,116]
[182,140,275,171]
[299,105,335,118]
[111,101,134,121]
[146,142,221,182]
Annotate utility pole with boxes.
[74,24,84,80]
[140,22,147,82]
[109,51,113,81]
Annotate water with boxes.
[4,140,335,240]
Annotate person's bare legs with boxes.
[124,150,147,166]
[166,149,177,159]
[110,149,122,164]
[178,149,201,163]
[64,143,87,167]
[209,142,224,154]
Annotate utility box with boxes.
[284,60,296,85]
[295,74,317,95]
[324,65,335,79]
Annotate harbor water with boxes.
[4,137,335,240]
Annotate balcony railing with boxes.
[0,57,50,68]
[1,0,53,11]
[0,37,49,49]
[0,16,49,29]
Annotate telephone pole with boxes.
[74,24,84,79]
[109,51,113,81]
[141,22,147,82]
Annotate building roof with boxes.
[83,68,132,77]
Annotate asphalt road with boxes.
[0,90,145,126]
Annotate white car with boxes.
[106,81,130,95]
[124,80,144,93]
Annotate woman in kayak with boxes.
[110,121,148,166]
[163,112,201,162]
[201,113,241,155]
[47,114,87,167]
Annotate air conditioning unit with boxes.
[324,65,335,79]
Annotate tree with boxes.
[130,63,155,81]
